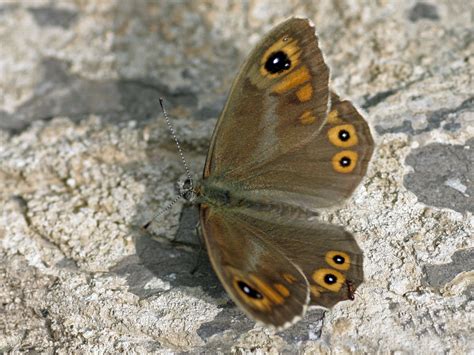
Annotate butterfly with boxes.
[171,17,374,330]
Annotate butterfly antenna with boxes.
[142,98,193,230]
[159,98,193,182]
[142,195,181,229]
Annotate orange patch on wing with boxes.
[274,283,290,298]
[310,285,322,298]
[273,66,311,94]
[283,273,297,284]
[299,111,316,125]
[296,83,313,102]
[331,150,358,173]
[327,109,343,124]
[249,275,284,305]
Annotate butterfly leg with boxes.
[189,221,207,274]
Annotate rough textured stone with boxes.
[0,0,472,353]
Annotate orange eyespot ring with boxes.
[312,268,345,292]
[325,251,351,271]
[327,124,358,148]
[332,150,358,173]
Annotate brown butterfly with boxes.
[169,17,374,330]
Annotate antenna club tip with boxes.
[142,221,152,229]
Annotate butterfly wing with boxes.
[200,205,310,330]
[234,92,374,209]
[200,206,363,327]
[234,213,364,308]
[204,17,330,179]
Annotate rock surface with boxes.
[1,0,472,353]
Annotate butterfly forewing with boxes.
[204,18,330,179]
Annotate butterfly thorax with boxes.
[196,178,318,222]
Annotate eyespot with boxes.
[332,150,358,173]
[340,157,351,167]
[328,124,358,147]
[339,130,350,141]
[237,280,263,299]
[324,273,337,284]
[325,251,351,271]
[259,36,301,79]
[312,268,345,292]
[264,51,291,74]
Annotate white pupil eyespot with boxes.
[273,58,279,64]
[243,286,251,294]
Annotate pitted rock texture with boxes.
[1,1,472,353]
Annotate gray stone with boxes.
[28,6,78,29]
[404,139,473,213]
[408,2,440,22]
[423,248,474,289]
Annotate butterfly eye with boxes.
[264,50,292,74]
[183,178,193,189]
[237,281,263,299]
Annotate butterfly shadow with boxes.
[110,131,259,340]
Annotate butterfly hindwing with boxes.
[232,92,374,209]
[200,205,310,330]
[235,215,364,308]
[200,207,363,327]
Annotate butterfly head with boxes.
[176,177,198,202]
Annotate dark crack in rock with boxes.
[408,2,440,22]
[404,139,474,213]
[28,6,78,28]
[423,248,474,289]
[376,96,474,135]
